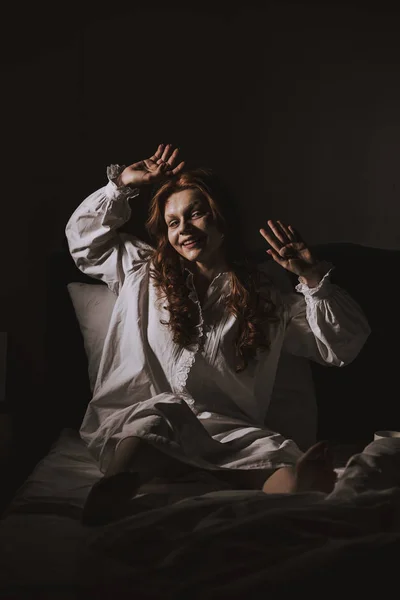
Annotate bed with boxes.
[1,241,400,598]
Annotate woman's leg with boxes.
[82,438,337,524]
[213,441,336,494]
[81,438,144,526]
[262,441,337,494]
[82,437,195,526]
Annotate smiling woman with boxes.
[159,185,227,305]
[152,177,228,285]
[165,189,220,261]
[145,166,277,361]
[65,143,371,525]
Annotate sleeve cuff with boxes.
[105,164,140,201]
[295,265,335,298]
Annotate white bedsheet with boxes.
[0,429,278,595]
[1,429,400,598]
[6,428,102,513]
[6,427,352,514]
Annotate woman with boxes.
[66,143,371,525]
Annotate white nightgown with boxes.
[65,166,371,477]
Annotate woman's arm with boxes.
[65,144,184,294]
[281,273,371,366]
[259,220,371,366]
[65,168,150,294]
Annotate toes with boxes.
[300,441,330,463]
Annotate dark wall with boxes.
[2,1,400,422]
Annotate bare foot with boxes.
[262,441,337,494]
[295,440,337,493]
[81,472,141,526]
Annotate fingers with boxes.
[149,143,175,164]
[171,160,185,175]
[167,147,179,166]
[143,158,164,172]
[155,143,185,177]
[141,160,169,181]
[259,227,282,254]
[160,143,173,162]
[157,162,170,173]
[149,143,165,162]
[143,159,154,170]
[165,147,185,173]
[143,157,184,182]
[268,220,293,245]
[260,219,299,248]
[152,143,183,171]
[288,224,303,243]
[277,220,294,240]
[265,247,286,267]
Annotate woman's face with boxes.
[164,189,224,264]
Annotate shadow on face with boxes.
[165,189,225,265]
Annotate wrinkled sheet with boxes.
[1,430,400,599]
[79,487,400,598]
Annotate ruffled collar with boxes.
[184,268,230,307]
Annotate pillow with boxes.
[67,282,117,392]
[67,267,317,450]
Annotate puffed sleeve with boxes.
[282,268,371,366]
[65,164,154,295]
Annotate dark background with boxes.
[2,0,400,451]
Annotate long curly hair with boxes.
[145,168,281,372]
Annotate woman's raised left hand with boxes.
[260,220,322,286]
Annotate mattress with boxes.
[0,428,267,596]
[1,429,397,599]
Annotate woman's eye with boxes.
[169,221,178,227]
[192,211,202,218]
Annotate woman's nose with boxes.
[179,220,192,234]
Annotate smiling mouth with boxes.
[181,237,204,249]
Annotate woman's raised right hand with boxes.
[117,144,185,188]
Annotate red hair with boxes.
[146,168,281,371]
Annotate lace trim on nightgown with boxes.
[173,268,232,401]
[174,270,232,401]
[174,276,205,404]
[106,164,140,200]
